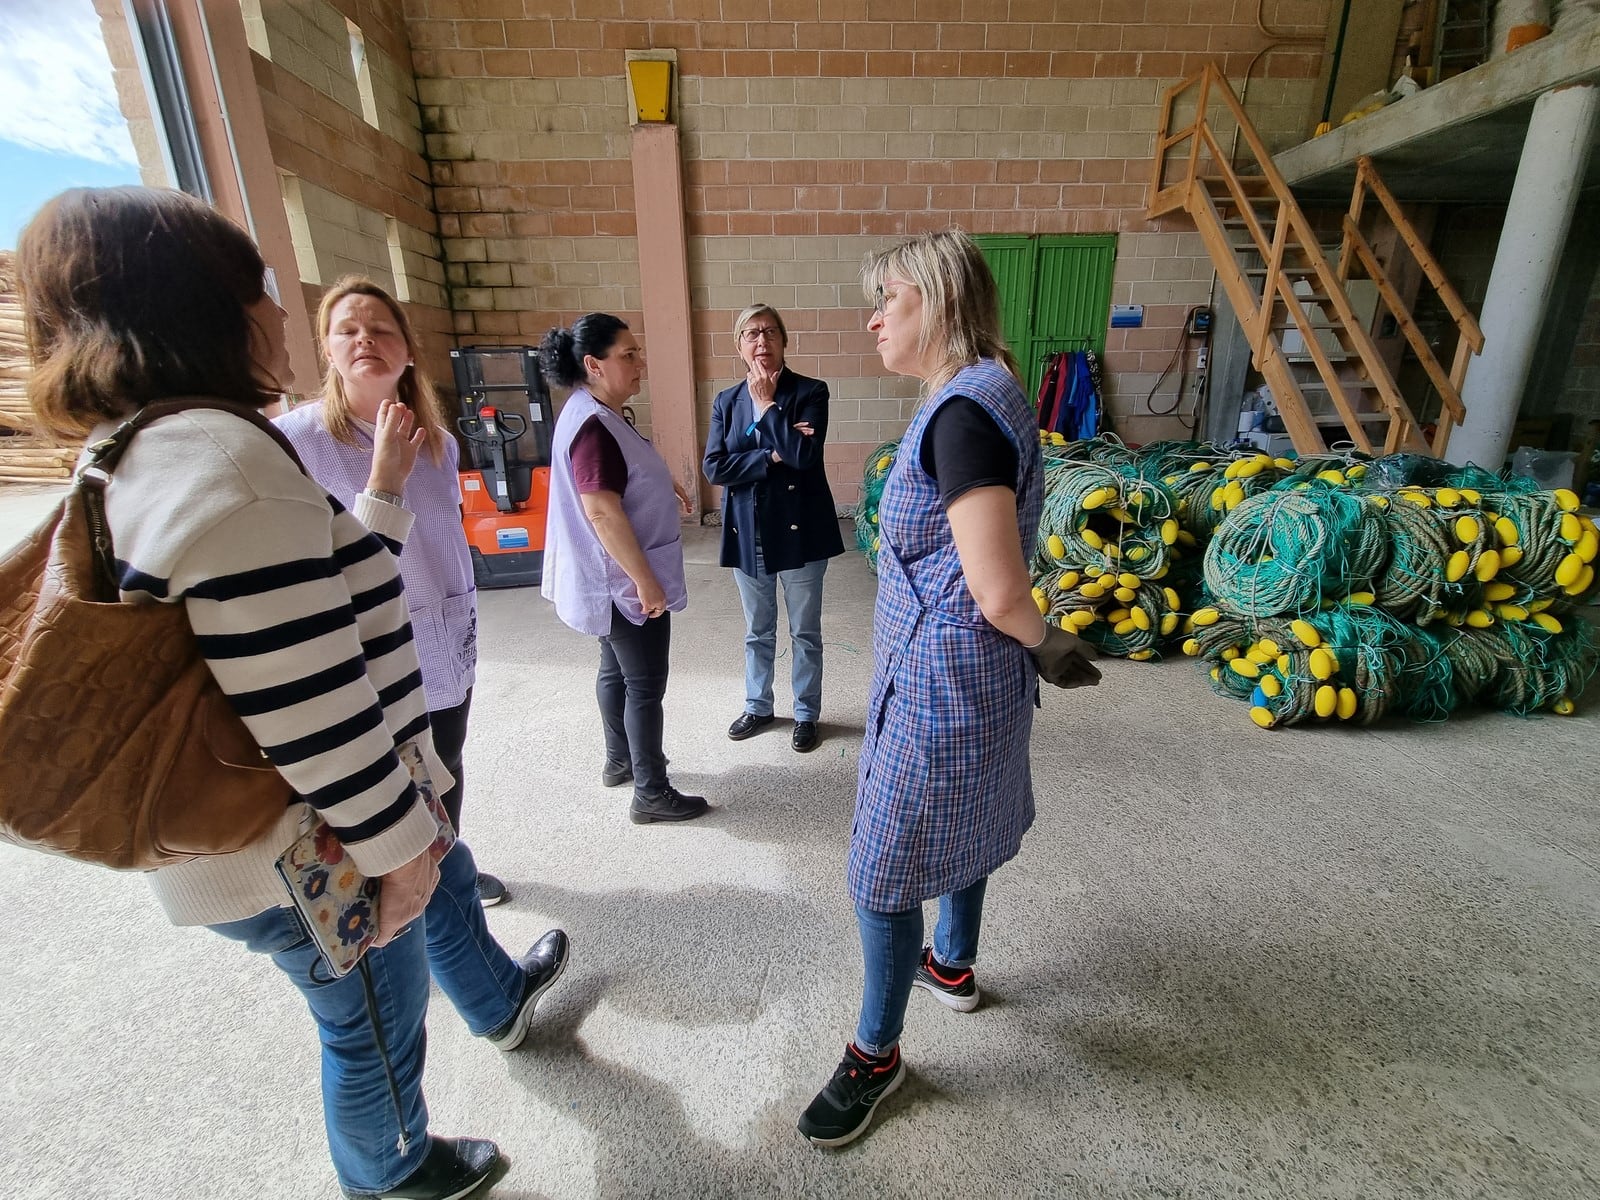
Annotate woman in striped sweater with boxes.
[17,187,566,1200]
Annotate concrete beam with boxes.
[1275,26,1600,203]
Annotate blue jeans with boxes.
[208,838,524,1194]
[854,877,988,1056]
[732,552,828,722]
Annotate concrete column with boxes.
[629,124,701,520]
[1449,82,1600,470]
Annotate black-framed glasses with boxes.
[740,326,782,344]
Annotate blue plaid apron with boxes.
[848,359,1045,911]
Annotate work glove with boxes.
[1026,624,1102,690]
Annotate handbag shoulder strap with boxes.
[83,398,307,478]
[78,398,309,599]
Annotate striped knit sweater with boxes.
[93,407,445,927]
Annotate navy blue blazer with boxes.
[703,366,845,576]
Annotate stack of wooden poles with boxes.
[0,250,75,484]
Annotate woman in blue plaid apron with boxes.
[798,230,1101,1149]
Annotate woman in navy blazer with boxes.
[703,304,845,752]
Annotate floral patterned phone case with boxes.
[275,820,380,978]
[275,741,456,979]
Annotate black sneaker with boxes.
[476,873,509,908]
[486,928,570,1051]
[913,946,979,1012]
[629,785,709,824]
[601,760,633,787]
[341,1135,501,1200]
[797,1043,905,1147]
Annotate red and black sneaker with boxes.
[797,1043,906,1147]
[913,946,980,1012]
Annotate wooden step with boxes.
[1312,411,1393,426]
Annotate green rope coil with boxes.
[854,440,899,573]
[1202,483,1388,617]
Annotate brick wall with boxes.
[413,2,1332,502]
[92,0,171,187]
[246,0,453,387]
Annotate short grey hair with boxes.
[733,303,788,348]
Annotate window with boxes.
[346,19,379,129]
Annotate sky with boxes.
[0,0,143,249]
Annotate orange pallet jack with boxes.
[451,346,553,589]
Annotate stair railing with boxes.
[1148,63,1434,456]
[1335,155,1485,456]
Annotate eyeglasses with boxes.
[740,326,782,344]
[873,280,916,315]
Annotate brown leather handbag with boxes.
[0,399,299,870]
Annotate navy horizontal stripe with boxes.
[392,712,430,746]
[263,705,385,766]
[226,655,370,716]
[350,573,405,615]
[186,555,340,602]
[361,626,414,662]
[115,561,169,599]
[334,533,385,569]
[196,603,355,658]
[373,532,402,557]
[377,668,425,710]
[333,782,420,844]
[302,748,403,811]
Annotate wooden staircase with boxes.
[1147,64,1483,458]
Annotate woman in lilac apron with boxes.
[539,314,708,825]
[276,277,509,908]
[798,231,1101,1148]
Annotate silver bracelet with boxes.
[363,487,404,507]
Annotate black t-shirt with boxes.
[919,396,1018,506]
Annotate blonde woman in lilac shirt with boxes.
[276,277,507,907]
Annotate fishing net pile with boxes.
[858,434,1599,721]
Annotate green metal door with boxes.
[976,234,1118,404]
[977,235,1035,358]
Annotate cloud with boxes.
[0,0,139,167]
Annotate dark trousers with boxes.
[597,605,671,796]
[429,689,472,834]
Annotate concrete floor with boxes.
[2,486,1598,1199]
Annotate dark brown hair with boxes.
[17,187,277,441]
[316,276,448,465]
[538,313,630,389]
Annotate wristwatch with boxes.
[363,487,404,507]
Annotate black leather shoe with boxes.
[342,1135,500,1200]
[728,712,776,740]
[486,928,570,1051]
[792,720,819,753]
[601,760,633,787]
[630,785,710,824]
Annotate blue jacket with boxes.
[703,367,845,576]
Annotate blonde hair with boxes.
[316,276,448,464]
[860,228,1018,392]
